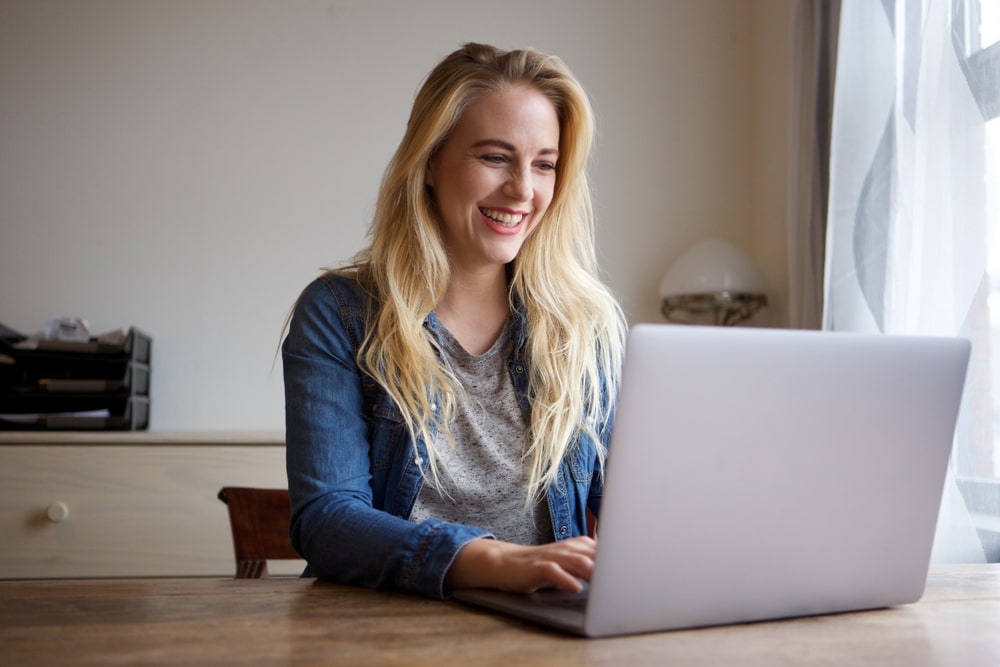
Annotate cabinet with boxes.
[0,432,305,578]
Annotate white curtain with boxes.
[824,0,999,562]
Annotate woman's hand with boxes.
[444,536,597,594]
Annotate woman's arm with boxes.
[283,277,488,598]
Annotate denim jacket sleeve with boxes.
[282,275,489,599]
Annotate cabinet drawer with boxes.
[0,445,305,578]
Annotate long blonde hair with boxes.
[339,43,625,500]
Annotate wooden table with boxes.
[2,564,998,666]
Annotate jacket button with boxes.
[559,525,568,535]
[515,364,524,374]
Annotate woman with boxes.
[282,43,626,599]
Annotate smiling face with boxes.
[426,83,560,277]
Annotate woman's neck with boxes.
[436,266,510,355]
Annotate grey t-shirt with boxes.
[408,320,550,545]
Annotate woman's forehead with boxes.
[449,84,560,150]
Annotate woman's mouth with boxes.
[480,207,528,228]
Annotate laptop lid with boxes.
[581,324,970,637]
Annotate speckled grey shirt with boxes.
[408,320,550,545]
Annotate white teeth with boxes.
[481,208,526,226]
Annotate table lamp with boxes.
[659,239,768,326]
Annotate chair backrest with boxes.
[217,487,300,578]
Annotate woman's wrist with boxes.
[445,537,504,590]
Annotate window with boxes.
[956,0,1000,558]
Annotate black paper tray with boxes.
[0,395,149,431]
[26,362,150,395]
[0,327,151,377]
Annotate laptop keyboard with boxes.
[529,587,590,611]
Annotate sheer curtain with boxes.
[824,0,1000,562]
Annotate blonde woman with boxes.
[283,43,626,599]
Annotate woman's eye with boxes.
[481,154,506,164]
[536,161,557,172]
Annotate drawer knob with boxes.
[46,502,70,523]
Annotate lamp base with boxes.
[661,292,768,326]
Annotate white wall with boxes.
[0,0,793,431]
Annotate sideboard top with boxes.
[0,431,285,446]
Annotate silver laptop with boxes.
[454,323,971,637]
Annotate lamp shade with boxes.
[659,239,766,298]
[659,239,768,326]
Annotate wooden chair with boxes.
[217,487,300,578]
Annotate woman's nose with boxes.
[503,167,532,202]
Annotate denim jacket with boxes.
[282,272,610,599]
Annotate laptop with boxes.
[453,323,971,637]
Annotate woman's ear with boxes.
[424,161,436,188]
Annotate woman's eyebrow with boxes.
[471,138,515,151]
[471,138,559,157]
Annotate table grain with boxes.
[2,564,998,666]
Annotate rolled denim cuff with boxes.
[406,519,492,599]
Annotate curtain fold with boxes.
[824,0,999,562]
[787,0,840,330]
